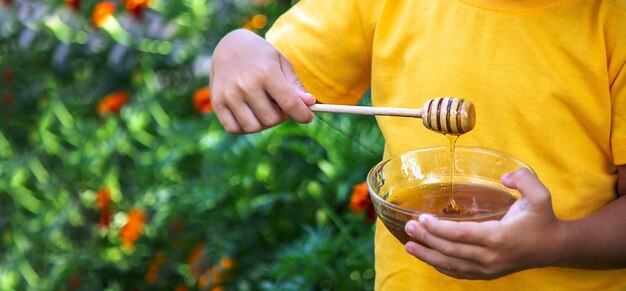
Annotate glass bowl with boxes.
[366,146,532,244]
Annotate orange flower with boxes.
[349,182,369,212]
[175,286,189,291]
[211,266,224,286]
[193,87,212,114]
[65,0,79,10]
[145,251,166,284]
[349,182,376,223]
[220,257,234,270]
[99,208,112,228]
[119,208,146,250]
[242,14,267,32]
[92,2,116,28]
[125,0,151,18]
[199,266,223,289]
[97,90,129,114]
[187,244,206,277]
[96,188,113,228]
[96,188,111,210]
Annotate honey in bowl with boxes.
[381,181,519,244]
[366,146,530,245]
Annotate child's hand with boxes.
[403,168,568,280]
[210,29,316,134]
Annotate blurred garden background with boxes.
[0,0,384,290]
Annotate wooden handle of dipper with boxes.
[309,97,476,135]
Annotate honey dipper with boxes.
[309,97,476,135]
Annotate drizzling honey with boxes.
[442,134,461,215]
[423,97,475,215]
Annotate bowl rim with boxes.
[365,146,533,219]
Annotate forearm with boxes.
[556,195,626,269]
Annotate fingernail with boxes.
[418,214,430,224]
[405,244,416,256]
[297,91,313,98]
[501,172,511,180]
[405,221,416,235]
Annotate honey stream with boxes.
[441,134,461,215]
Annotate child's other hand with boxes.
[210,29,316,134]
[403,168,567,280]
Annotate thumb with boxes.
[501,168,552,211]
[279,54,317,106]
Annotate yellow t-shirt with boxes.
[267,0,626,290]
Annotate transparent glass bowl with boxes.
[366,146,531,244]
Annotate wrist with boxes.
[544,219,574,267]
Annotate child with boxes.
[209,0,626,290]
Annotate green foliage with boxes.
[0,0,383,290]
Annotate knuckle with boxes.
[419,229,428,243]
[259,113,282,127]
[479,264,505,280]
[223,88,243,103]
[453,228,468,241]
[212,94,228,108]
[445,262,457,273]
[280,98,298,112]
[211,98,224,109]
[233,81,255,97]
[242,123,262,133]
[291,78,304,88]
[536,194,551,207]
[486,232,505,246]
[538,187,552,200]
[481,252,502,266]
[223,123,241,134]
[515,167,533,178]
[442,245,460,257]
[252,62,275,78]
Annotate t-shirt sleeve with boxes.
[610,66,626,166]
[608,7,626,166]
[265,0,379,105]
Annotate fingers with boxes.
[210,53,315,134]
[244,90,286,128]
[278,53,316,106]
[213,102,243,134]
[298,91,317,106]
[229,101,264,134]
[406,215,501,263]
[405,218,509,280]
[405,241,487,280]
[406,222,486,258]
[265,53,315,123]
[407,216,499,247]
[215,89,287,134]
[264,77,314,124]
[279,53,307,95]
[501,168,552,210]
